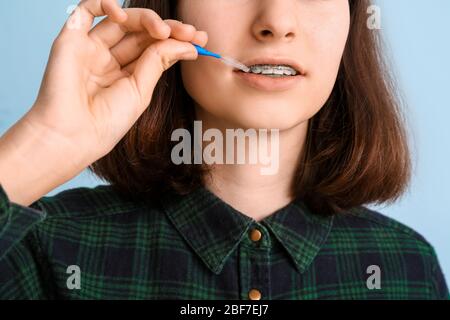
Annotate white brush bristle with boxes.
[220,56,250,73]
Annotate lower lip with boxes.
[234,71,303,92]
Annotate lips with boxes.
[234,69,303,92]
[232,57,305,92]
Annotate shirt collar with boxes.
[159,186,334,275]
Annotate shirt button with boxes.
[249,228,262,242]
[248,289,262,300]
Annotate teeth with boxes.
[248,64,298,76]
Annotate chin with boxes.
[223,103,307,131]
[220,110,306,131]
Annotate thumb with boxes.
[130,39,198,105]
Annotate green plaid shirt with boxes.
[0,183,448,300]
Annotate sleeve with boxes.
[0,183,53,299]
[430,246,450,300]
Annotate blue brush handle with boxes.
[193,44,222,59]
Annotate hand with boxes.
[27,0,207,168]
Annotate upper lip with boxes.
[235,57,306,75]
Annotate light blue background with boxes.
[1,1,449,284]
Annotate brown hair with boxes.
[89,0,412,215]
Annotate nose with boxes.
[251,0,298,43]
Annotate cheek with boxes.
[311,25,349,75]
[304,11,350,107]
[180,61,229,117]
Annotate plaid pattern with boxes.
[0,183,448,300]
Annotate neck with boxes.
[195,107,308,222]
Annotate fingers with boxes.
[63,0,127,34]
[165,19,209,44]
[110,20,208,67]
[121,59,137,76]
[110,32,153,67]
[89,8,170,48]
[125,39,198,107]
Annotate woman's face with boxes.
[177,0,350,130]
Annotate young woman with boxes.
[0,0,447,299]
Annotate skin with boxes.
[178,0,350,220]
